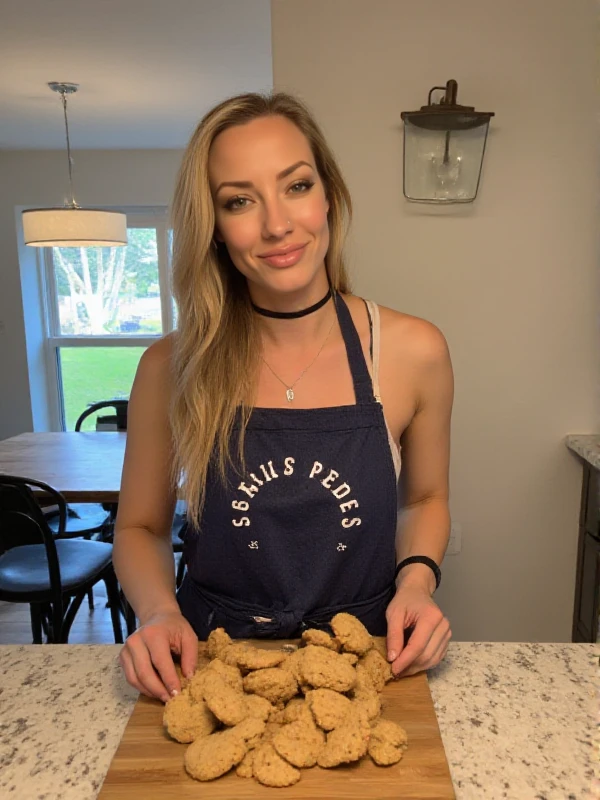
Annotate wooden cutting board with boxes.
[99,638,455,799]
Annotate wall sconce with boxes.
[400,79,495,204]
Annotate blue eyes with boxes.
[223,179,315,212]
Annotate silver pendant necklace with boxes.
[261,314,336,403]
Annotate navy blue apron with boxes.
[177,293,398,639]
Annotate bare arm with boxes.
[113,335,198,702]
[394,320,454,591]
[112,335,180,623]
[384,318,454,675]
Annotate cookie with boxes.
[184,729,247,781]
[235,749,255,778]
[351,665,381,722]
[235,645,288,671]
[206,627,232,660]
[371,637,389,660]
[301,628,340,651]
[306,688,353,731]
[193,650,212,672]
[230,715,267,749]
[279,648,306,683]
[317,710,371,768]
[300,645,357,692]
[330,612,373,655]
[218,642,252,669]
[244,693,274,722]
[208,657,244,692]
[268,706,287,724]
[341,652,359,666]
[252,742,301,787]
[188,658,243,702]
[201,670,248,726]
[173,662,191,691]
[262,720,284,742]
[282,697,306,723]
[163,691,218,743]
[368,719,408,765]
[359,648,393,692]
[243,667,298,705]
[272,710,326,768]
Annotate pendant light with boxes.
[400,79,495,204]
[23,82,127,247]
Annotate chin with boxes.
[257,265,327,297]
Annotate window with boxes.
[42,210,174,430]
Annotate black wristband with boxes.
[394,556,441,591]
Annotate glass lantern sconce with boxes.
[400,79,495,204]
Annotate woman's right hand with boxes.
[118,608,198,703]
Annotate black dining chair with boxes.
[74,398,130,523]
[65,399,186,633]
[0,474,125,644]
[42,399,130,610]
[75,399,129,433]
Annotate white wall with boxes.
[272,0,600,641]
[0,150,182,438]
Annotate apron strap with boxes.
[334,293,376,406]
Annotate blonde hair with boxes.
[170,91,353,527]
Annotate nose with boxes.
[261,197,292,239]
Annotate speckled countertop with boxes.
[0,642,597,799]
[566,434,600,471]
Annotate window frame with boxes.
[41,207,173,431]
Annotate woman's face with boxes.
[208,115,330,300]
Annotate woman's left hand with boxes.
[385,583,452,678]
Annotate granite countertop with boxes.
[566,434,600,471]
[0,642,596,799]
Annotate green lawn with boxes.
[60,347,146,430]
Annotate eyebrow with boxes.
[214,160,314,194]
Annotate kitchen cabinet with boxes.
[572,461,600,642]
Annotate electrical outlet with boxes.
[447,520,462,555]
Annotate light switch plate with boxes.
[447,521,462,555]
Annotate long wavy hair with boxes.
[170,91,353,528]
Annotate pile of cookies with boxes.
[163,612,408,787]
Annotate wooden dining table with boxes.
[0,431,126,502]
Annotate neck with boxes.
[251,278,336,349]
[252,288,331,319]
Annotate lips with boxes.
[258,243,307,268]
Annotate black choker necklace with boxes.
[251,288,332,319]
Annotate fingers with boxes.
[143,633,184,697]
[399,625,452,678]
[179,625,199,680]
[391,611,448,676]
[385,612,407,663]
[437,633,451,662]
[122,634,174,703]
[391,612,439,676]
[119,645,152,699]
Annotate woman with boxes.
[114,92,453,704]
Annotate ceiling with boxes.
[0,0,273,150]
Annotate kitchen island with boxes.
[0,641,596,799]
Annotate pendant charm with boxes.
[286,388,294,402]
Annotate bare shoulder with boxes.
[136,332,176,381]
[129,333,177,416]
[377,303,451,368]
[343,292,450,367]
